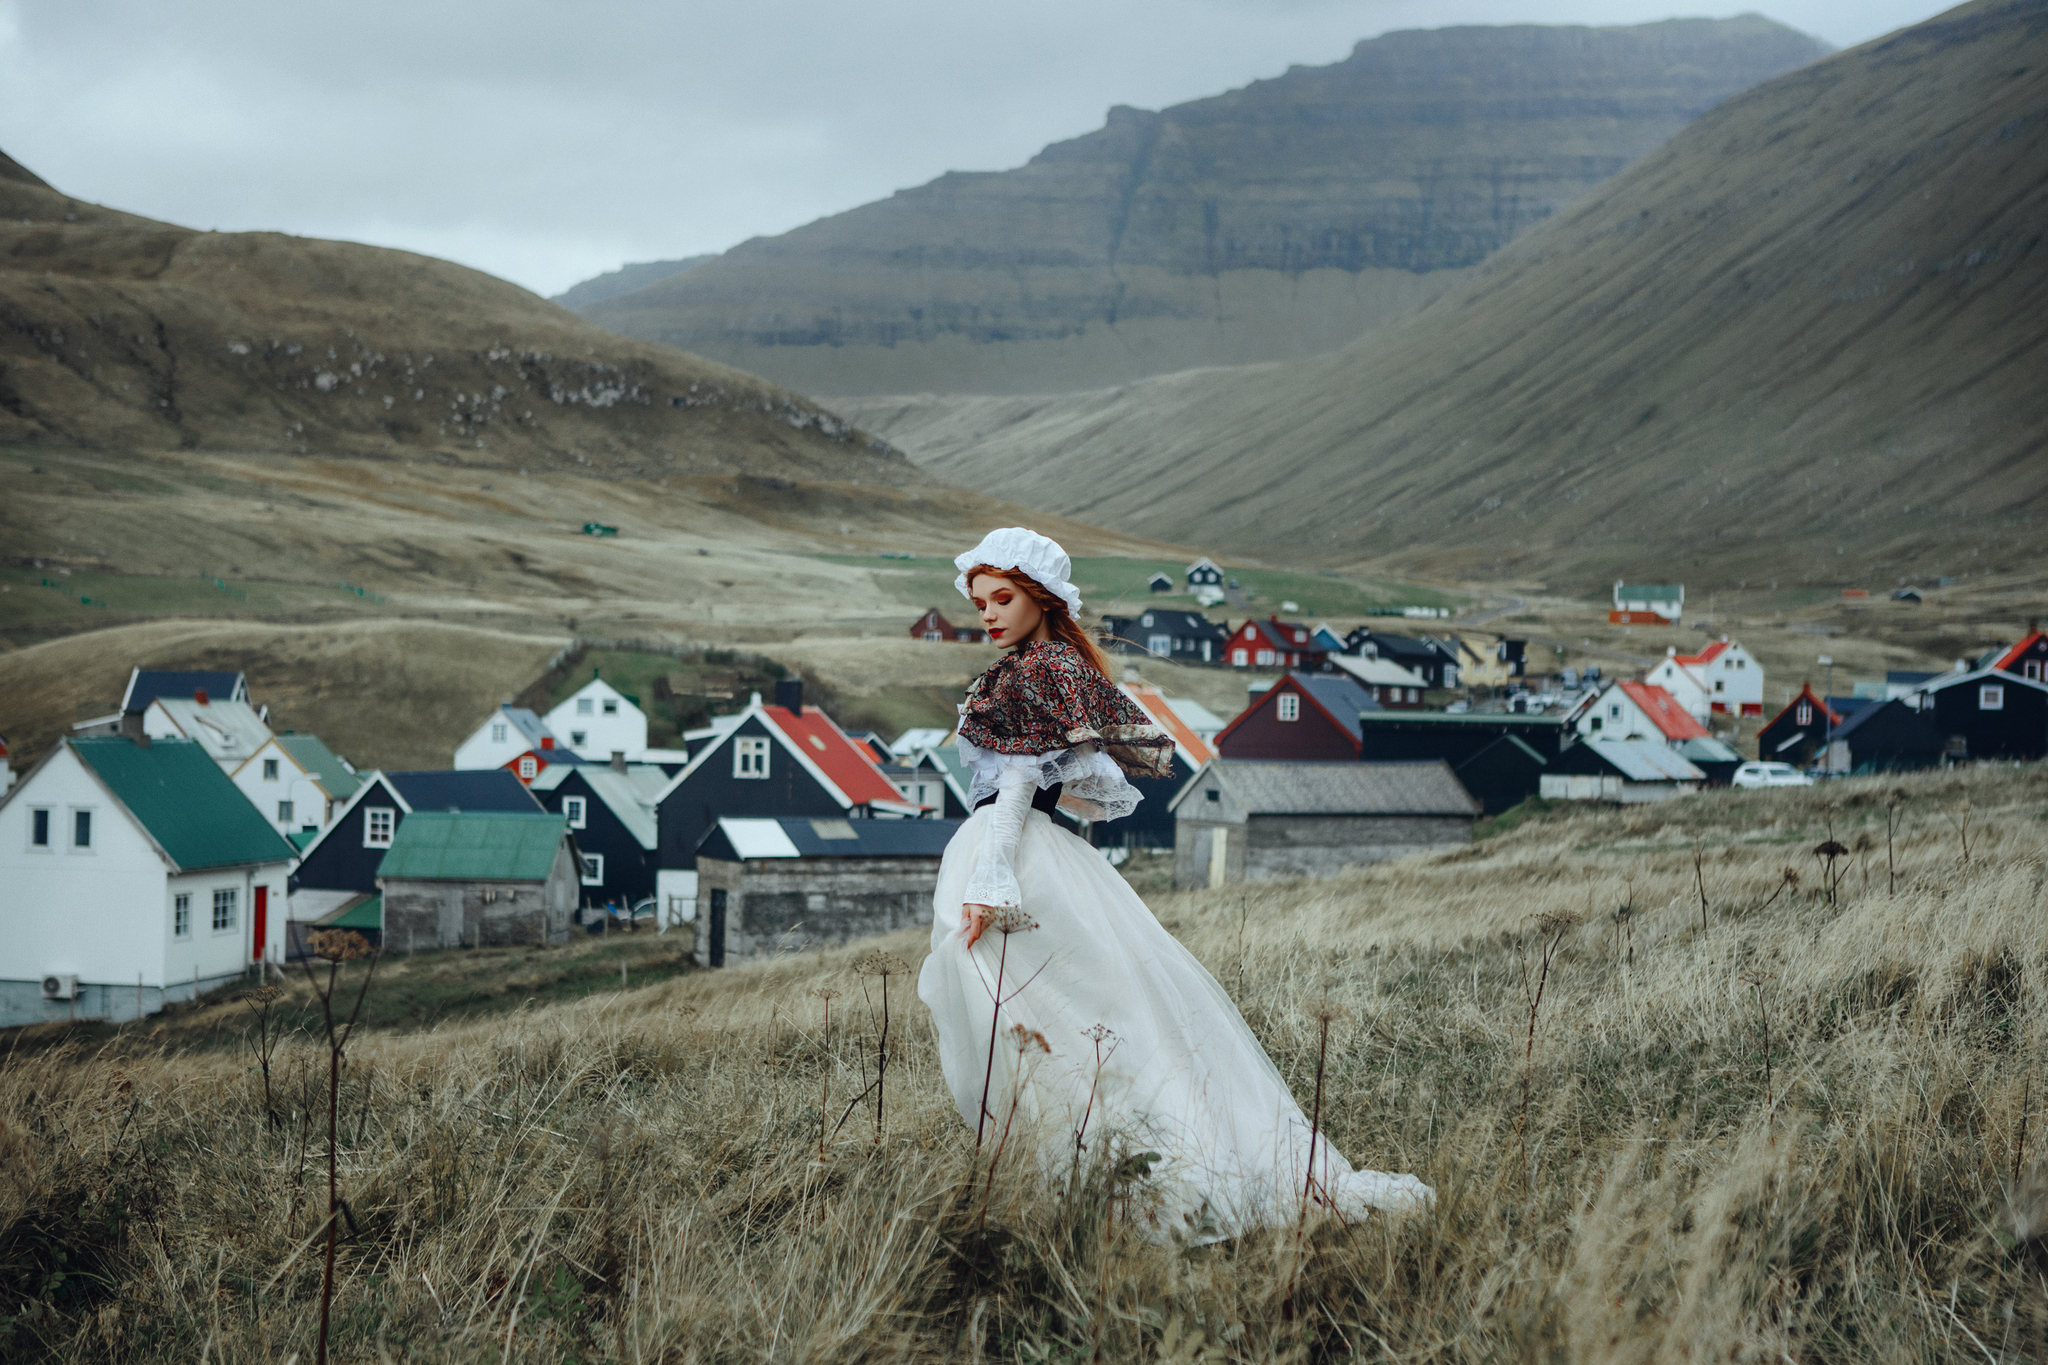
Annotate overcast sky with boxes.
[0,0,1951,297]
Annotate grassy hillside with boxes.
[842,0,2048,593]
[5,761,2045,1360]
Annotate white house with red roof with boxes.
[1645,638,1763,719]
[1576,681,1711,747]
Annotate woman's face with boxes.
[969,572,1047,650]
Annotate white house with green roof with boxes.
[231,731,364,844]
[376,810,579,951]
[0,736,297,1026]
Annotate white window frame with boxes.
[518,755,538,779]
[1231,648,1249,667]
[69,807,94,853]
[1255,649,1275,667]
[577,698,594,715]
[173,892,192,939]
[262,758,279,781]
[490,722,507,743]
[212,887,238,933]
[1795,703,1813,726]
[563,796,587,829]
[923,630,943,642]
[2027,661,2043,682]
[364,807,396,848]
[277,799,293,823]
[1980,684,2004,711]
[1276,693,1300,722]
[734,736,770,779]
[28,806,52,852]
[1147,634,1173,657]
[580,853,605,886]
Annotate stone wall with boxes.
[381,848,576,951]
[695,856,941,965]
[1175,814,1471,889]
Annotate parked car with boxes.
[1732,762,1814,789]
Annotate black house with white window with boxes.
[288,769,541,894]
[1100,610,1230,664]
[530,763,663,908]
[1341,629,1461,688]
[652,682,919,873]
[1918,669,2048,762]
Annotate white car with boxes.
[1732,761,1814,789]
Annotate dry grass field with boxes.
[5,761,2046,1362]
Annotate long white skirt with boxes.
[917,805,1432,1241]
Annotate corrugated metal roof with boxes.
[1183,759,1479,817]
[1330,654,1426,688]
[698,815,962,861]
[377,810,567,881]
[1585,740,1705,782]
[152,696,272,765]
[70,737,296,871]
[1615,682,1711,740]
[388,769,542,812]
[274,733,363,800]
[530,766,659,849]
[1675,736,1743,763]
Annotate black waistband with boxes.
[974,781,1064,815]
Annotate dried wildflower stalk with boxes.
[1516,909,1579,1197]
[982,1023,1051,1221]
[811,988,841,1161]
[972,907,1043,1148]
[298,928,377,1365]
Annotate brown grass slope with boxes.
[0,156,903,484]
[4,763,2046,1361]
[851,0,2048,593]
[586,17,1824,396]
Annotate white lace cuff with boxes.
[962,780,1029,909]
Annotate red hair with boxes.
[963,564,1111,679]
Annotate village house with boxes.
[530,761,667,910]
[1645,639,1763,719]
[377,811,580,951]
[141,690,272,772]
[1577,681,1711,747]
[231,732,362,845]
[1329,653,1429,708]
[543,670,649,762]
[1446,636,1527,690]
[453,703,572,777]
[287,767,543,911]
[1756,684,1862,768]
[1542,739,1706,804]
[1986,628,2048,682]
[1817,699,1945,774]
[1170,759,1478,890]
[692,816,960,966]
[1225,617,1327,670]
[1216,672,1379,762]
[651,680,920,930]
[0,736,296,1025]
[1148,572,1174,594]
[1354,709,1588,815]
[910,607,988,643]
[1911,668,2048,762]
[1100,609,1229,664]
[71,669,257,741]
[1186,557,1225,590]
[1340,628,1460,689]
[1610,582,1684,625]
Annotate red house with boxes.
[1224,618,1327,671]
[500,735,586,786]
[1214,673,1378,761]
[911,608,987,644]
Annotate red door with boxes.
[252,885,267,963]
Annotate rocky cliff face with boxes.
[581,17,1826,395]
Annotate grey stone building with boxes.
[1170,759,1479,890]
[377,811,579,950]
[692,816,960,966]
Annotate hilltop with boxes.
[0,155,893,483]
[844,0,2048,594]
[573,17,1824,395]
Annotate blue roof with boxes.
[389,769,542,812]
[696,816,962,862]
[1292,672,1379,739]
[123,669,245,712]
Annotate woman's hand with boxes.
[962,904,993,948]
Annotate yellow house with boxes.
[1450,636,1524,689]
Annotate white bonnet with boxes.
[954,527,1083,617]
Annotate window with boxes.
[564,796,587,829]
[1205,788,1220,803]
[30,808,50,849]
[1148,634,1173,657]
[173,893,191,939]
[518,756,538,779]
[923,630,943,642]
[277,800,293,823]
[212,887,237,932]
[570,731,587,747]
[734,736,770,778]
[1408,688,1421,703]
[1980,684,2005,711]
[580,853,605,885]
[1141,613,1155,628]
[1255,649,1275,667]
[602,699,618,715]
[1715,679,1725,692]
[1589,717,1603,732]
[1608,703,1622,719]
[1796,703,1813,726]
[72,809,92,849]
[262,758,279,780]
[364,807,396,847]
[2027,661,2043,681]
[491,722,507,743]
[1231,648,1248,667]
[1276,693,1300,722]
[577,698,594,715]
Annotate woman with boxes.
[917,527,1431,1242]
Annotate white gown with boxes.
[917,743,1433,1242]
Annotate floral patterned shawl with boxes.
[958,641,1174,779]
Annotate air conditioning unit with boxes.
[41,974,80,1001]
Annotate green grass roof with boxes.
[71,737,297,872]
[377,810,567,882]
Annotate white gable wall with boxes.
[544,678,648,761]
[1578,685,1662,744]
[1645,658,1713,720]
[454,709,537,771]
[233,737,333,838]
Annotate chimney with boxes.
[540,735,554,750]
[775,678,804,713]
[610,751,626,772]
[194,688,209,705]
